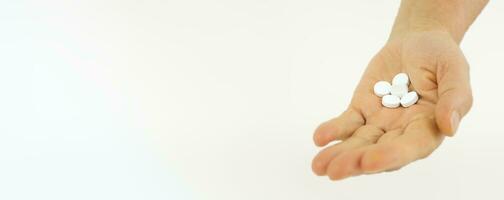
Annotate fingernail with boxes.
[450,112,460,134]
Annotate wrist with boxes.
[389,22,455,43]
[389,0,488,44]
[388,21,457,45]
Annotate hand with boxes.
[311,30,473,180]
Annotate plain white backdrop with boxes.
[1,1,503,199]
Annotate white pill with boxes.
[400,91,419,107]
[392,73,409,86]
[390,84,408,98]
[373,81,392,97]
[382,95,400,108]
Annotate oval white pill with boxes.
[390,84,408,98]
[382,95,400,108]
[373,81,392,97]
[392,73,409,86]
[400,91,419,107]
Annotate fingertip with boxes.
[435,84,473,137]
[435,102,456,136]
[311,158,326,176]
[327,159,348,181]
[311,145,341,176]
[328,173,344,181]
[313,132,324,146]
[313,126,324,146]
[435,106,458,137]
[313,131,328,147]
[313,123,325,146]
[326,150,364,181]
[313,124,337,147]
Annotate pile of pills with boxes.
[373,73,419,108]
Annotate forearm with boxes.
[389,0,489,44]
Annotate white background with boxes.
[1,1,503,200]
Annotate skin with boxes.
[312,0,489,181]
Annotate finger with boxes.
[360,118,443,174]
[323,125,384,180]
[313,109,365,147]
[367,130,403,173]
[312,125,383,176]
[435,52,473,136]
[326,148,367,181]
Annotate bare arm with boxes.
[312,0,489,180]
[390,0,489,43]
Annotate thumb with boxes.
[435,52,473,137]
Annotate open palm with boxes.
[312,31,473,180]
